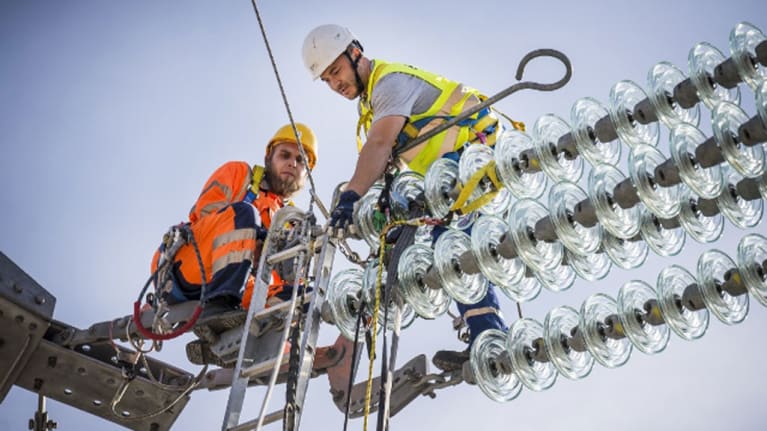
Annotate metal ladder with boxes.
[220,206,336,431]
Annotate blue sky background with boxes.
[1,1,766,430]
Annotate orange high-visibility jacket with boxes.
[154,161,287,308]
[192,161,287,308]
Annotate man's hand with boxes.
[255,225,268,241]
[329,190,361,229]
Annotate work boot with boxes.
[194,296,245,339]
[185,339,231,367]
[432,348,470,372]
[266,284,313,313]
[186,339,292,370]
[198,296,241,320]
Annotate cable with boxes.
[133,226,207,341]
[109,364,208,422]
[249,0,328,219]
[342,304,365,431]
[363,218,429,430]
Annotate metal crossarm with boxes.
[0,251,56,402]
[1,252,194,431]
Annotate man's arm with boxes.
[189,161,251,223]
[345,115,407,196]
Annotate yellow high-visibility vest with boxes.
[356,59,512,174]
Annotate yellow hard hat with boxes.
[267,122,318,169]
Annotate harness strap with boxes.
[396,108,494,144]
[356,60,390,152]
[449,159,504,215]
[395,89,483,145]
[243,164,266,204]
[463,306,503,320]
[450,306,503,342]
[493,107,526,132]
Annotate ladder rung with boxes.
[251,299,292,321]
[227,409,285,431]
[250,292,314,325]
[266,243,307,265]
[240,353,290,379]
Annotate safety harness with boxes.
[133,223,204,341]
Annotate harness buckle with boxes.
[155,223,192,304]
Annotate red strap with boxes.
[132,301,202,341]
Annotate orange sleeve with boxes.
[189,161,252,223]
[240,275,256,309]
[241,270,285,309]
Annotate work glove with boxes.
[329,190,361,230]
[252,226,268,266]
[255,225,268,241]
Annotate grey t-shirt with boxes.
[358,62,442,126]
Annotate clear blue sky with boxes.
[1,1,766,430]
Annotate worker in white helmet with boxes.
[302,24,525,371]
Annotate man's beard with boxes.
[264,159,305,198]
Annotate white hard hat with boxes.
[302,24,357,80]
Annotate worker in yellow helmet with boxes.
[150,122,317,365]
[302,25,520,372]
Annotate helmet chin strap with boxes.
[344,48,365,97]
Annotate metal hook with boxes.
[393,48,573,156]
[514,48,572,92]
[470,48,572,112]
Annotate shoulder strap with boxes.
[250,164,265,197]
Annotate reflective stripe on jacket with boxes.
[189,161,252,224]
